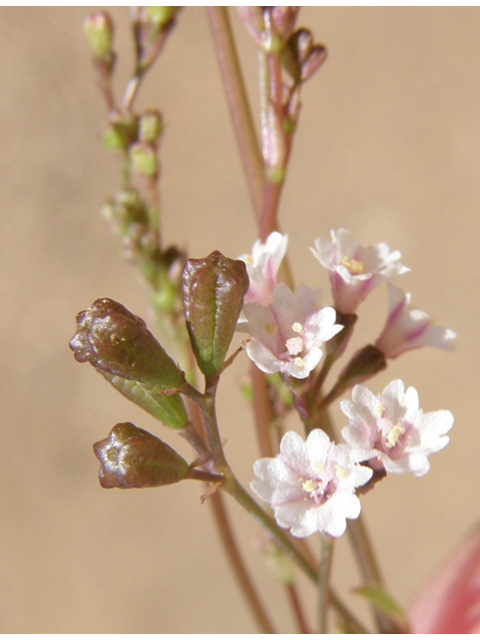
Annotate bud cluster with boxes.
[237,7,326,180]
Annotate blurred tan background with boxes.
[1,6,479,633]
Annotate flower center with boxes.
[286,323,304,357]
[341,256,367,275]
[378,417,405,449]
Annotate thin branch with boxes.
[348,514,396,633]
[318,534,334,633]
[287,582,312,634]
[183,398,276,633]
[206,7,265,221]
[209,492,277,634]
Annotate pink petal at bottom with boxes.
[408,525,480,633]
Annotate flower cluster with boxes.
[242,229,455,538]
[252,380,454,537]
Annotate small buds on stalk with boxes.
[135,7,181,72]
[139,109,164,144]
[83,12,115,68]
[130,142,159,179]
[93,422,190,489]
[182,251,249,377]
[70,298,185,390]
[283,29,327,84]
[102,113,138,152]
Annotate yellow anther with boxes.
[341,256,367,275]
[302,479,317,493]
[386,423,404,448]
[292,322,303,334]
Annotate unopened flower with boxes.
[93,422,190,489]
[341,380,454,476]
[311,228,409,313]
[238,282,343,379]
[251,429,373,538]
[239,231,288,305]
[375,283,456,359]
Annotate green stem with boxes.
[318,534,334,633]
[287,583,312,634]
[348,515,396,633]
[209,492,277,634]
[206,7,265,221]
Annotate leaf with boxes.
[352,585,410,632]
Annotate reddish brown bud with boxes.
[182,251,249,377]
[70,298,184,389]
[93,422,190,489]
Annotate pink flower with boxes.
[311,228,409,313]
[409,526,480,633]
[340,380,453,476]
[375,283,456,359]
[251,429,373,538]
[239,231,288,305]
[238,282,343,379]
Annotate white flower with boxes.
[239,231,288,305]
[251,429,373,538]
[311,228,409,313]
[340,380,454,476]
[375,283,457,359]
[238,282,343,379]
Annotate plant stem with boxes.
[209,491,277,634]
[182,400,276,633]
[206,7,265,221]
[250,364,276,457]
[318,534,334,633]
[287,583,312,634]
[348,515,396,633]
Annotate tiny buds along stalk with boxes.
[138,110,164,144]
[93,422,190,489]
[70,298,185,389]
[83,11,115,64]
[182,251,249,378]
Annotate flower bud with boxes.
[130,142,159,178]
[93,422,190,489]
[83,12,114,61]
[102,113,139,152]
[145,7,180,31]
[182,251,249,377]
[139,110,164,144]
[70,298,184,390]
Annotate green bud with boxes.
[130,142,159,178]
[102,190,149,231]
[139,110,164,144]
[93,422,190,489]
[70,298,185,390]
[182,251,249,377]
[146,7,179,31]
[83,12,114,60]
[103,113,139,152]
